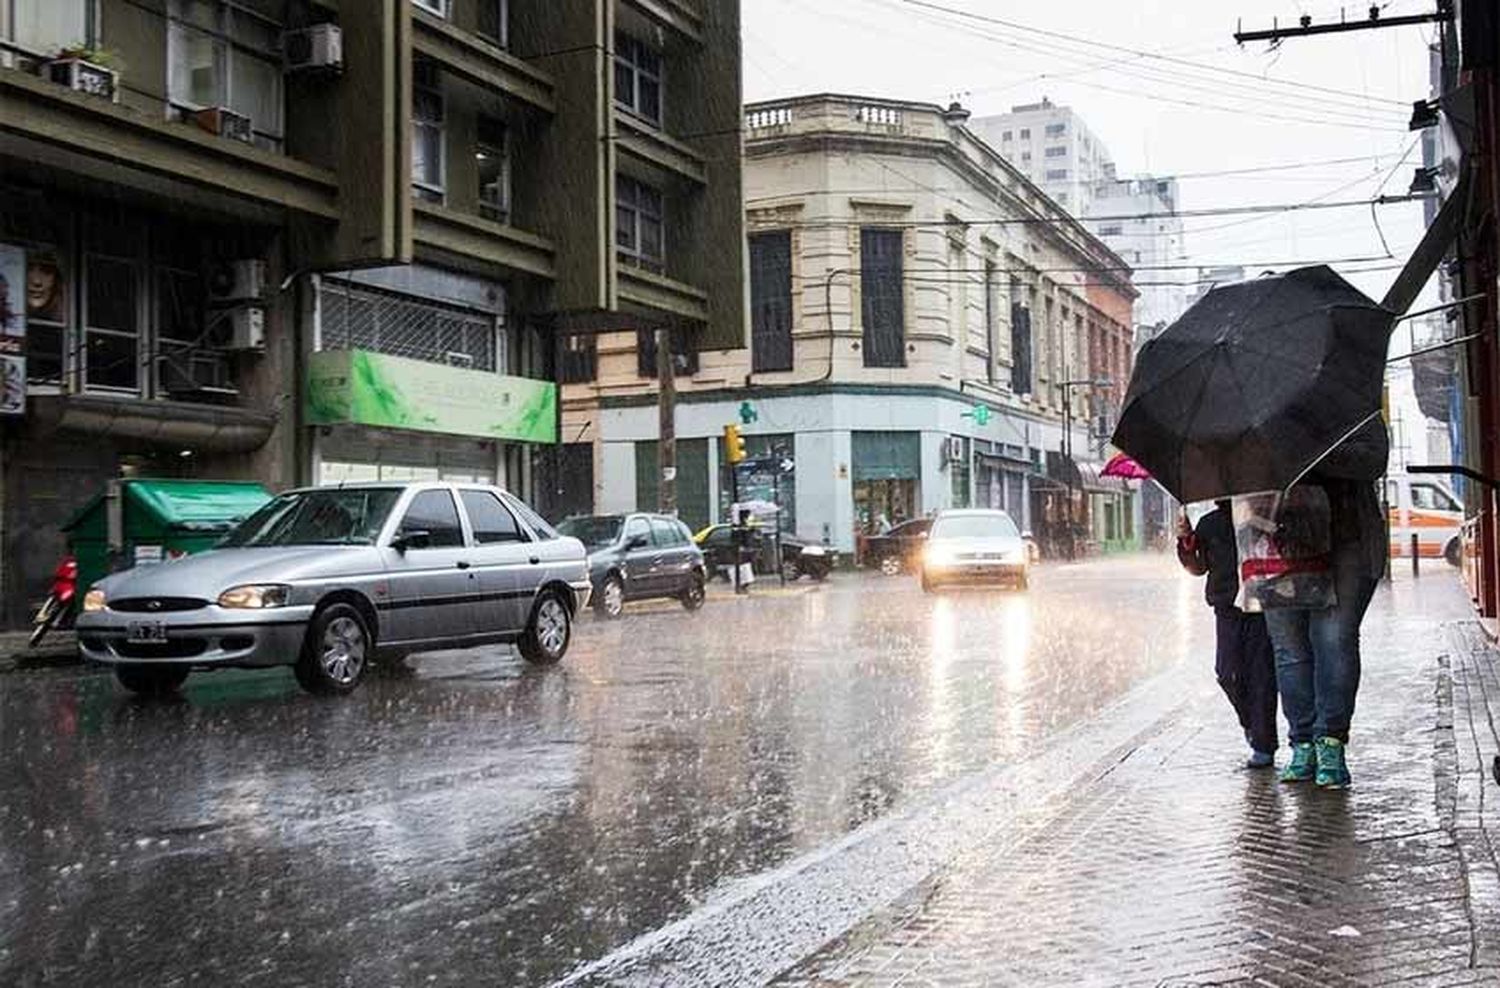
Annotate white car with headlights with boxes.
[920,509,1031,592]
[76,483,591,695]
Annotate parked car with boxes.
[920,509,1030,592]
[557,513,707,618]
[694,523,837,581]
[863,518,932,575]
[75,483,591,695]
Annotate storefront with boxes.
[973,441,1032,529]
[304,266,556,495]
[851,430,922,535]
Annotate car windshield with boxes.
[931,513,1019,540]
[558,515,624,548]
[221,488,401,547]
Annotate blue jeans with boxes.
[1262,546,1379,744]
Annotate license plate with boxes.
[126,621,168,644]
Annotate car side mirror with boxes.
[392,529,430,553]
[626,534,650,550]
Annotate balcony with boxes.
[622,0,703,42]
[412,201,556,280]
[617,265,709,322]
[411,7,556,113]
[0,67,337,219]
[614,110,707,185]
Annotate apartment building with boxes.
[968,98,1113,215]
[0,0,743,626]
[562,94,1140,558]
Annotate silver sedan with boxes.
[75,483,591,695]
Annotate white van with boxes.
[1386,473,1464,567]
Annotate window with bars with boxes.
[167,0,284,151]
[412,59,445,203]
[1010,280,1032,395]
[984,261,998,385]
[636,326,697,378]
[616,174,664,273]
[750,231,793,373]
[613,31,661,125]
[320,280,499,372]
[860,228,905,368]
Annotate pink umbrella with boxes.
[1101,452,1152,480]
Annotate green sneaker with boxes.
[1280,742,1317,783]
[1315,737,1351,789]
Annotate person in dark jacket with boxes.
[1262,419,1388,789]
[1178,500,1279,768]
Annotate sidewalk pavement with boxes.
[775,571,1500,987]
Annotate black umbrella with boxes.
[1111,265,1393,503]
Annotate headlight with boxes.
[217,584,291,609]
[82,589,107,613]
[925,544,956,567]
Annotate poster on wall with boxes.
[0,244,26,415]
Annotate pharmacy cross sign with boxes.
[960,403,992,427]
[739,401,758,425]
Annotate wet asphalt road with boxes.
[0,556,1209,987]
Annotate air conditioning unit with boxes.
[945,436,966,463]
[283,24,343,72]
[191,106,253,143]
[207,260,266,304]
[228,308,266,351]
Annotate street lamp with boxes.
[1059,377,1112,560]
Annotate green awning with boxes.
[852,431,921,482]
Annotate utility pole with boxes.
[656,324,677,517]
[1234,2,1452,44]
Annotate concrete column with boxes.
[794,430,854,552]
[598,440,636,513]
[920,430,947,517]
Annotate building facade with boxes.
[1085,171,1187,338]
[968,98,1113,215]
[0,0,744,627]
[561,94,1139,558]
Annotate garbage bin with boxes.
[64,479,273,592]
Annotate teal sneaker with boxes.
[1315,737,1351,789]
[1280,742,1317,783]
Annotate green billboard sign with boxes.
[305,349,557,443]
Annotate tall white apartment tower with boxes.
[969,98,1115,214]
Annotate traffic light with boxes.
[723,424,747,464]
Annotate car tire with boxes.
[115,664,190,695]
[809,564,829,583]
[1446,538,1462,568]
[519,590,572,666]
[681,572,706,611]
[294,603,371,695]
[781,557,801,582]
[595,574,625,619]
[879,556,902,577]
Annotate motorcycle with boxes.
[782,540,834,582]
[30,555,78,648]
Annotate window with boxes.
[1010,280,1032,395]
[167,1,284,151]
[84,254,139,393]
[750,231,793,373]
[1020,151,1032,163]
[616,174,664,273]
[624,516,651,547]
[651,517,683,547]
[1412,484,1460,512]
[860,228,905,368]
[1057,192,1069,204]
[636,326,697,378]
[412,59,445,202]
[1045,146,1067,158]
[399,489,464,548]
[476,0,507,47]
[1045,122,1066,136]
[984,261,997,385]
[1045,169,1068,181]
[476,116,510,223]
[614,32,662,125]
[504,494,559,539]
[8,0,92,53]
[557,333,597,384]
[319,280,499,372]
[1019,128,1030,139]
[1000,130,1012,141]
[156,266,231,394]
[1098,224,1123,237]
[411,0,449,16]
[460,490,524,544]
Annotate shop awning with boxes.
[1045,451,1135,493]
[30,394,276,453]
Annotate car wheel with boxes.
[294,603,371,695]
[595,574,625,619]
[781,557,801,582]
[808,563,830,583]
[115,664,190,695]
[520,590,571,666]
[681,573,706,611]
[879,556,902,577]
[1446,538,1462,568]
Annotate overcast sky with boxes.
[742,0,1438,307]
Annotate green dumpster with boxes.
[64,479,273,592]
